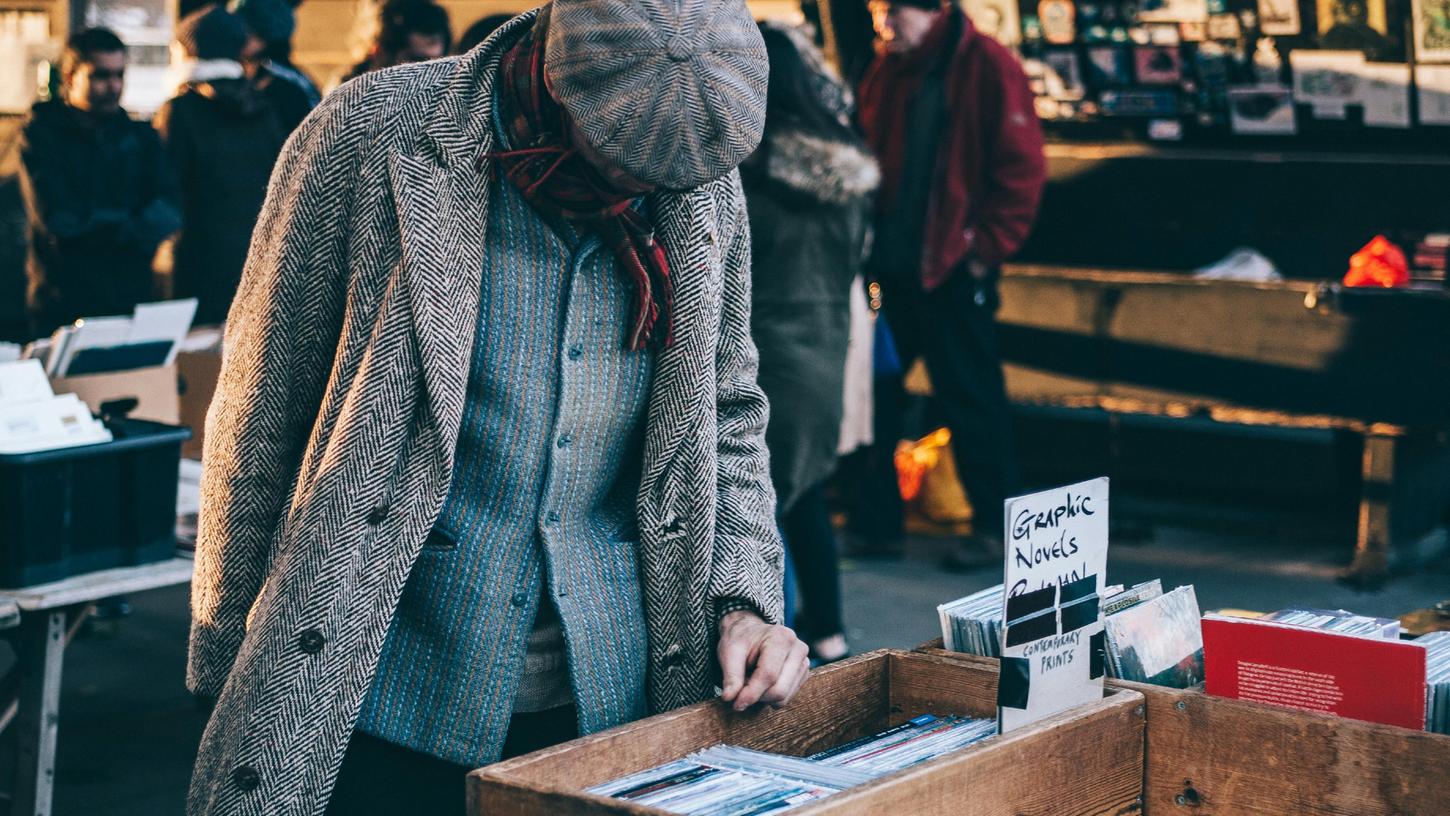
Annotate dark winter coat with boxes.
[743,128,877,514]
[154,78,287,325]
[16,100,181,336]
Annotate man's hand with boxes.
[718,610,810,712]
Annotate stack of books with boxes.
[589,714,998,814]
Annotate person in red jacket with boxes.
[856,0,1046,568]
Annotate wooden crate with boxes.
[915,640,1450,814]
[469,649,1146,815]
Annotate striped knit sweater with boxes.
[352,147,654,765]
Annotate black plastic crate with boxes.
[0,418,191,588]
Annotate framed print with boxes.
[1208,13,1243,38]
[1139,0,1210,22]
[1417,63,1450,122]
[1258,0,1302,34]
[1044,48,1088,98]
[1289,49,1364,118]
[1134,44,1185,83]
[1413,0,1450,61]
[965,0,1024,47]
[1086,44,1134,85]
[1227,84,1297,132]
[1317,0,1396,60]
[1040,0,1078,44]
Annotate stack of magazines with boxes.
[1101,582,1205,689]
[588,715,997,814]
[937,585,1004,657]
[1421,631,1450,734]
[1259,607,1402,639]
[810,715,997,774]
[937,580,1206,690]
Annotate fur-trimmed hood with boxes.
[760,128,880,207]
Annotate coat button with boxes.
[231,765,260,792]
[510,592,528,608]
[661,643,685,669]
[367,502,390,525]
[298,629,326,655]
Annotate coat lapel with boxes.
[389,152,487,462]
[387,11,539,465]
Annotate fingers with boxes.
[732,627,798,712]
[762,640,811,709]
[718,626,755,704]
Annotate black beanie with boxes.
[174,5,248,61]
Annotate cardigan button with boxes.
[510,592,529,608]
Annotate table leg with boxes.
[1343,433,1395,589]
[11,610,65,816]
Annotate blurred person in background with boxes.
[743,22,878,665]
[231,0,320,134]
[456,12,514,54]
[15,27,180,338]
[343,0,451,81]
[155,5,288,326]
[857,0,1045,568]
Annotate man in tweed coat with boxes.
[187,4,805,814]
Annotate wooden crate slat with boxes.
[795,692,1144,816]
[916,640,1450,815]
[471,650,1145,815]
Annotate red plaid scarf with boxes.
[485,23,674,350]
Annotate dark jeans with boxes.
[875,271,1019,538]
[324,705,578,815]
[781,480,845,641]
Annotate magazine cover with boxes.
[1104,585,1205,688]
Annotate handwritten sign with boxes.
[998,477,1110,733]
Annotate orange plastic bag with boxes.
[1344,235,1410,288]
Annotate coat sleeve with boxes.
[965,50,1046,267]
[708,175,786,627]
[186,91,358,699]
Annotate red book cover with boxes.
[1202,616,1427,730]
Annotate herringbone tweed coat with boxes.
[186,12,784,814]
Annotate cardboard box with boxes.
[176,345,222,460]
[51,364,179,425]
[470,649,1146,815]
[916,640,1450,814]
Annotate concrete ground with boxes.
[8,497,1449,816]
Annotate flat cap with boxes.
[545,0,769,190]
